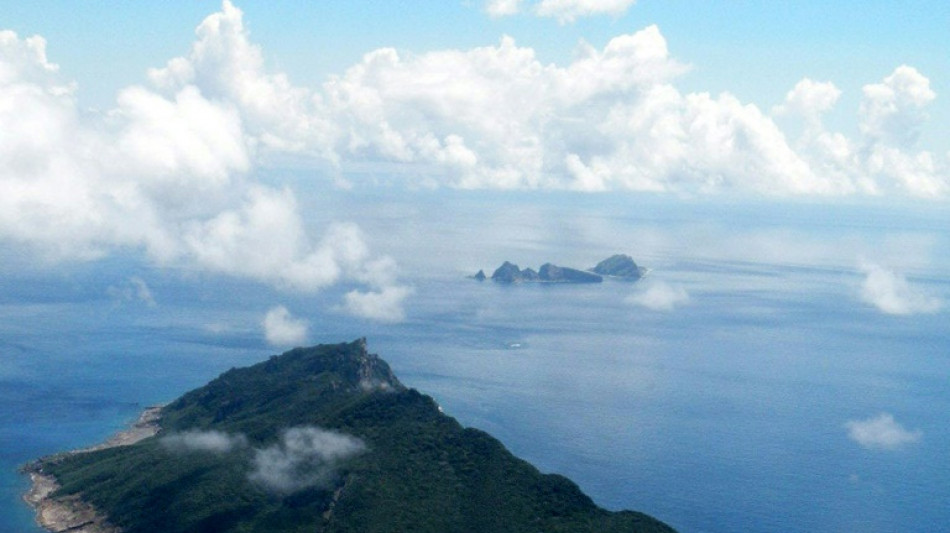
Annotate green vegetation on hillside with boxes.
[39,340,676,533]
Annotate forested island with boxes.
[24,340,675,533]
[474,254,647,284]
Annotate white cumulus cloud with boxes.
[112,84,250,190]
[249,426,366,494]
[774,78,842,134]
[785,67,947,198]
[859,262,941,315]
[317,27,947,196]
[845,413,922,450]
[626,280,689,311]
[321,26,702,191]
[485,0,524,17]
[6,2,949,218]
[341,285,414,323]
[183,190,371,292]
[147,0,336,156]
[860,65,935,149]
[263,306,308,346]
[0,31,62,84]
[486,0,636,22]
[535,0,637,23]
[315,24,946,196]
[0,10,410,316]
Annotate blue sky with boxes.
[1,0,948,323]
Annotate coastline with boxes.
[22,406,163,533]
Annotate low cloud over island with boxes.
[160,426,366,494]
[249,427,367,494]
[161,430,248,454]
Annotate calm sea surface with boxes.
[1,193,948,532]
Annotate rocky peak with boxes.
[591,254,643,280]
[491,261,524,283]
[353,339,404,392]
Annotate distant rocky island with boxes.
[474,254,647,284]
[23,340,675,533]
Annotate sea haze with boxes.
[1,193,948,532]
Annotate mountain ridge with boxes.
[26,340,676,533]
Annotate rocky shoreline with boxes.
[22,406,163,533]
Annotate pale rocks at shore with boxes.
[21,406,163,533]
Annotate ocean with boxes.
[1,192,947,532]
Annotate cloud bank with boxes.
[319,20,943,195]
[626,280,689,311]
[159,425,366,494]
[859,263,941,315]
[249,426,366,494]
[0,4,411,320]
[845,413,922,450]
[3,1,947,333]
[263,306,308,346]
[8,1,942,204]
[2,1,949,296]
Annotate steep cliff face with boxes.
[30,340,676,533]
[491,261,524,282]
[591,254,645,280]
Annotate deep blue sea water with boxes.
[1,193,948,532]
